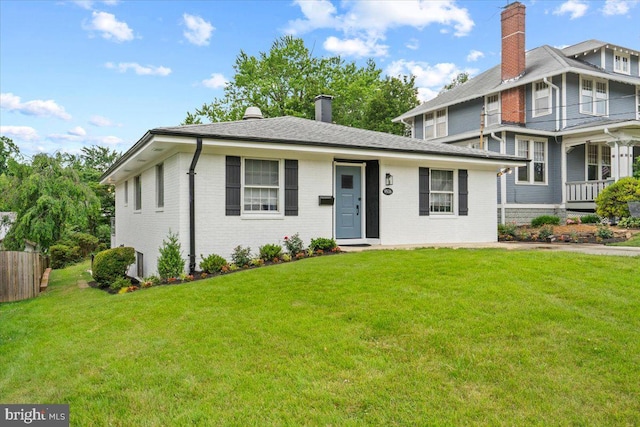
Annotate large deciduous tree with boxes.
[184,36,419,136]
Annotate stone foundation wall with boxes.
[498,207,567,225]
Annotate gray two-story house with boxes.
[394,1,640,224]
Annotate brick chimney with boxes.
[500,1,526,124]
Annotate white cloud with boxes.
[72,0,119,9]
[96,135,123,145]
[84,11,134,42]
[105,62,172,76]
[323,36,388,57]
[1,92,72,120]
[286,0,473,58]
[602,0,638,15]
[466,50,484,62]
[68,126,87,136]
[553,0,589,19]
[202,73,228,89]
[89,115,115,127]
[183,13,214,46]
[406,38,419,50]
[0,126,40,141]
[386,60,476,101]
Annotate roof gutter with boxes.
[188,138,203,274]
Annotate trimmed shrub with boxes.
[498,222,517,238]
[200,254,227,273]
[309,237,337,252]
[580,214,600,224]
[259,243,282,261]
[531,215,560,227]
[596,225,614,239]
[49,244,81,269]
[595,177,640,219]
[231,245,252,267]
[68,232,99,258]
[93,247,135,288]
[110,276,131,291]
[157,231,185,280]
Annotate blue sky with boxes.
[1,0,638,158]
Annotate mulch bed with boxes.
[499,224,640,244]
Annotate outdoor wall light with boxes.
[385,173,393,186]
[497,167,513,177]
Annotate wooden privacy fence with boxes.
[0,251,49,303]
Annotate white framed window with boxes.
[133,175,142,211]
[614,52,630,75]
[587,144,611,181]
[424,108,447,139]
[485,94,500,126]
[532,81,551,117]
[155,163,164,209]
[124,180,128,206]
[580,76,608,116]
[430,169,454,213]
[516,137,547,184]
[637,86,640,120]
[243,158,280,213]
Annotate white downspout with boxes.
[544,77,560,131]
[491,132,507,224]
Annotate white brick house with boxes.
[100,97,524,278]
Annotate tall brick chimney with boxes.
[500,2,526,124]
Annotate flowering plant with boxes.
[283,233,304,255]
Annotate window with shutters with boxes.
[430,169,454,214]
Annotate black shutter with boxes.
[419,167,430,216]
[284,159,298,216]
[225,156,241,216]
[458,169,468,216]
[365,160,380,238]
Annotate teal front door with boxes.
[336,165,362,239]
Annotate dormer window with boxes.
[614,52,630,75]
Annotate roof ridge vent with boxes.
[243,107,263,120]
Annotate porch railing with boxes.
[566,180,613,203]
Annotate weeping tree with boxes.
[184,35,419,135]
[3,153,100,251]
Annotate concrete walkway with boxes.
[340,241,640,257]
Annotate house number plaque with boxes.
[382,187,393,195]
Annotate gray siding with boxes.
[504,133,562,204]
[448,98,484,135]
[582,50,602,68]
[567,144,586,182]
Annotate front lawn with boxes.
[1,249,639,425]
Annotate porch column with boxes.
[561,140,567,205]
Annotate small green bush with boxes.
[259,243,282,261]
[283,233,304,255]
[93,247,135,288]
[596,225,614,239]
[617,217,640,228]
[580,214,601,224]
[309,237,337,252]
[200,254,227,273]
[498,222,517,237]
[531,215,560,227]
[537,225,554,240]
[157,231,185,280]
[110,276,131,291]
[231,245,252,267]
[49,244,81,269]
[595,177,640,218]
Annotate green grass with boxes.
[610,232,640,247]
[1,249,639,426]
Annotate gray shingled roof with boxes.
[562,39,639,57]
[152,116,522,162]
[394,43,640,122]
